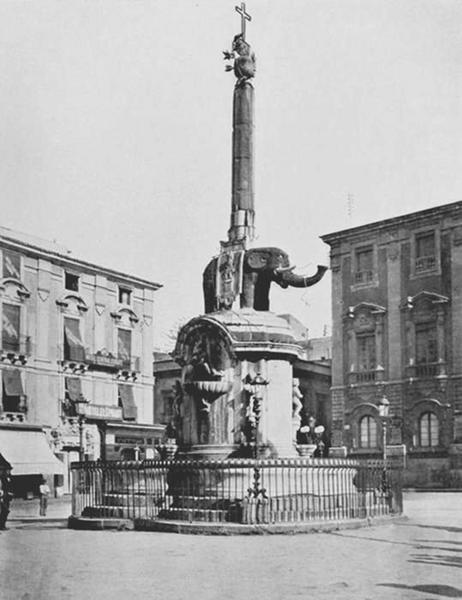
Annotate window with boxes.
[357,334,376,372]
[415,323,437,365]
[63,318,85,362]
[359,415,377,448]
[1,369,25,413]
[65,272,79,292]
[415,232,436,273]
[118,287,131,305]
[354,247,373,284]
[2,303,20,353]
[117,329,132,368]
[2,251,21,280]
[63,377,81,417]
[419,412,438,447]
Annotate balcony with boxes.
[1,335,31,364]
[0,411,26,424]
[415,256,436,273]
[354,270,374,285]
[86,351,140,373]
[349,370,376,385]
[415,362,439,378]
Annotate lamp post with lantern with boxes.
[73,397,88,462]
[378,395,390,463]
[245,372,269,460]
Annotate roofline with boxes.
[0,231,163,291]
[321,200,462,245]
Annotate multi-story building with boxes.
[322,200,462,487]
[0,227,163,496]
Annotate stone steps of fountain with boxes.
[169,495,235,510]
[157,507,230,522]
[101,493,161,507]
[82,505,134,519]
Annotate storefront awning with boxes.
[118,385,137,421]
[0,428,64,475]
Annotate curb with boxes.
[68,514,406,535]
[68,516,134,531]
[9,517,69,524]
[404,488,462,493]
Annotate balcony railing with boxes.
[415,362,439,378]
[349,370,376,384]
[415,256,436,273]
[354,270,374,284]
[59,346,141,373]
[0,411,26,423]
[86,352,140,373]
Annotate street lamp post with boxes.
[74,398,88,462]
[246,373,269,459]
[244,372,269,505]
[378,395,390,463]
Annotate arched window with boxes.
[359,415,377,448]
[419,412,438,447]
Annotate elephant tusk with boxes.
[274,265,296,274]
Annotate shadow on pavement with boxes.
[408,553,462,569]
[378,583,462,597]
[415,540,462,546]
[396,523,462,534]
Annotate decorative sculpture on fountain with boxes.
[182,332,233,445]
[224,33,256,85]
[203,246,327,313]
[292,378,303,445]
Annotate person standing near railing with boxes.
[39,477,50,516]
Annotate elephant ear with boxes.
[246,251,269,270]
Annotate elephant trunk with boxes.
[277,265,328,288]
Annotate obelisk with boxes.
[224,2,256,245]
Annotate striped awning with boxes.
[0,428,64,475]
[118,385,137,421]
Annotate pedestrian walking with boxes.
[39,477,50,516]
[0,474,13,530]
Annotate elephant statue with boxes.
[203,246,327,313]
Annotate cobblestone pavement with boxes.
[1,492,461,600]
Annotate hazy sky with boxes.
[1,0,461,349]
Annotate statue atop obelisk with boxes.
[223,3,256,244]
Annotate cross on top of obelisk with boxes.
[235,2,251,40]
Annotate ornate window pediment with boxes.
[110,305,139,326]
[56,293,88,315]
[402,291,448,312]
[0,278,30,301]
[346,302,386,321]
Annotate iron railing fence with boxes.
[71,458,403,525]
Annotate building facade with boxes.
[322,201,462,487]
[0,227,163,496]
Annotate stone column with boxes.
[36,259,52,361]
[386,241,401,380]
[436,304,446,374]
[94,275,107,352]
[263,360,296,457]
